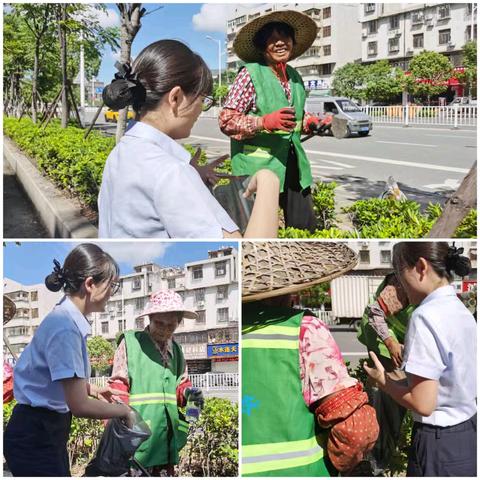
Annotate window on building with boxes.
[192,265,203,280]
[194,288,205,303]
[323,45,331,56]
[322,63,333,75]
[135,318,145,330]
[167,278,176,289]
[466,25,477,41]
[132,277,141,290]
[359,250,370,264]
[323,25,331,37]
[388,37,400,52]
[305,46,321,57]
[196,310,206,324]
[217,308,229,323]
[30,291,38,302]
[368,20,378,34]
[439,29,451,45]
[368,41,378,56]
[101,322,109,334]
[216,285,229,301]
[117,301,123,313]
[31,308,39,318]
[380,250,392,264]
[389,15,400,29]
[215,261,227,277]
[364,3,375,14]
[413,33,424,48]
[437,4,450,19]
[118,319,125,332]
[134,297,145,312]
[411,11,424,24]
[323,7,331,19]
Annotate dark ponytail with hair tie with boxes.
[446,244,471,278]
[45,259,68,292]
[102,61,147,111]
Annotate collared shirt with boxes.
[402,285,477,426]
[13,296,92,413]
[98,121,238,238]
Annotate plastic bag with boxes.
[85,407,151,476]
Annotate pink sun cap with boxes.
[136,289,198,320]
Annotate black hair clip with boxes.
[113,61,140,88]
[52,259,65,281]
[447,243,464,260]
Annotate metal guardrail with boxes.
[361,105,477,127]
[89,372,239,390]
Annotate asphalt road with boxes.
[330,328,369,370]
[83,110,477,208]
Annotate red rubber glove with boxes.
[315,383,379,473]
[262,107,296,132]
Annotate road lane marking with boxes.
[189,135,470,174]
[319,159,354,168]
[373,125,477,133]
[424,134,478,139]
[310,165,344,171]
[376,140,437,147]
[424,179,460,190]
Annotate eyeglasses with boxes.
[110,281,121,295]
[202,95,214,112]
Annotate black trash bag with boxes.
[85,407,151,477]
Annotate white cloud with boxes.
[192,4,230,32]
[95,8,120,28]
[110,50,122,62]
[91,242,172,270]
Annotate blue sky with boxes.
[4,241,238,285]
[97,3,232,84]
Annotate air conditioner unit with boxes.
[362,32,368,38]
[406,48,414,54]
[424,16,433,25]
[447,42,455,48]
[197,301,205,308]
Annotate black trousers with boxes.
[407,414,477,477]
[4,403,72,477]
[279,147,317,232]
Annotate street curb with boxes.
[4,137,98,238]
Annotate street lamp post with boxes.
[206,36,222,89]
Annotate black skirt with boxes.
[279,146,317,232]
[4,403,72,477]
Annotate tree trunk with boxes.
[59,5,69,128]
[32,44,40,123]
[115,4,144,144]
[428,162,477,238]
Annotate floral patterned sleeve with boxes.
[299,315,357,407]
[109,339,130,403]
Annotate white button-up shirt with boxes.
[402,285,477,427]
[98,121,238,238]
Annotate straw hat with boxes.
[136,289,197,320]
[3,296,16,325]
[242,242,358,302]
[233,10,318,64]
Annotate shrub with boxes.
[311,181,337,230]
[178,397,238,477]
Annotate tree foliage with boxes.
[403,50,453,101]
[87,335,115,373]
[363,60,404,103]
[460,40,477,97]
[331,62,366,100]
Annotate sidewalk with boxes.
[4,157,49,238]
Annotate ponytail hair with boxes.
[392,242,471,282]
[45,244,119,294]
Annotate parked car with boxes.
[305,94,372,137]
[104,108,135,122]
[448,96,476,106]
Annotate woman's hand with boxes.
[383,337,404,369]
[190,147,229,187]
[363,351,387,389]
[90,384,126,403]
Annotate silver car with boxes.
[305,94,372,137]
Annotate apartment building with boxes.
[3,279,61,361]
[359,3,477,95]
[226,3,362,93]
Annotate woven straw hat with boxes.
[3,296,16,325]
[242,242,358,302]
[233,10,318,64]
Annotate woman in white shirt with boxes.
[364,242,476,477]
[98,40,279,239]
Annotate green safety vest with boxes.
[242,303,334,477]
[121,331,189,467]
[357,279,415,359]
[231,63,313,193]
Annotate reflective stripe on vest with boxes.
[242,436,325,475]
[129,392,177,406]
[242,325,299,349]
